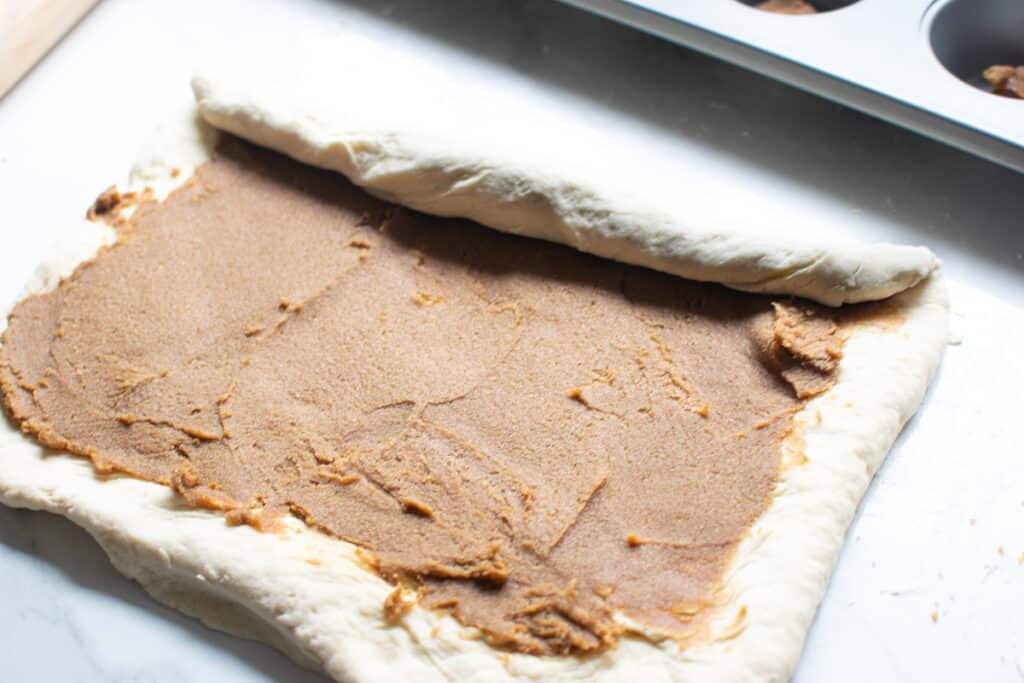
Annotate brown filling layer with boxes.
[984,65,1024,99]
[2,138,849,655]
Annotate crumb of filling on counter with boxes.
[755,0,817,15]
[983,65,1024,99]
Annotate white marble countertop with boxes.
[1,1,1022,681]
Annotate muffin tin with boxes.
[557,0,1024,173]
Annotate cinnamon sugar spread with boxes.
[984,65,1024,99]
[2,139,852,655]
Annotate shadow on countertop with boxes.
[334,0,1024,291]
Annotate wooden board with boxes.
[1,0,101,98]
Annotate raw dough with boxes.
[0,44,948,683]
[2,137,858,657]
[190,36,938,308]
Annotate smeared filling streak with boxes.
[2,138,851,656]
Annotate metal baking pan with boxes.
[556,0,1024,174]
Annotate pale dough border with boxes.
[0,108,948,683]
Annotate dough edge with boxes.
[189,34,938,308]
[0,108,948,683]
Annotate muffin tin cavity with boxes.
[929,0,1024,96]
